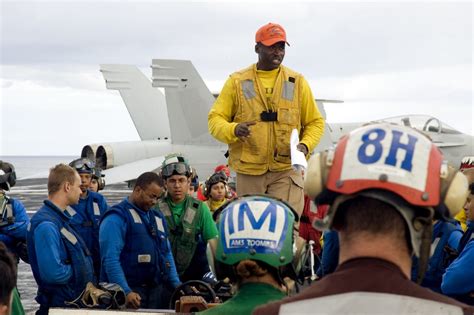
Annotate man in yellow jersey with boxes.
[208,22,325,219]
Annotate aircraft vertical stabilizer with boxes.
[151,59,217,145]
[100,64,171,140]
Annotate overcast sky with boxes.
[1,0,472,155]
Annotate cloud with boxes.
[1,78,140,155]
[0,1,472,155]
[1,65,106,91]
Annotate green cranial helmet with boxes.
[215,195,295,270]
[161,153,192,179]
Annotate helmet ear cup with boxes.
[0,161,16,191]
[441,166,469,217]
[304,151,331,200]
[98,177,106,191]
[203,180,210,198]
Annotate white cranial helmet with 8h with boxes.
[304,123,468,279]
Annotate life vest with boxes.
[101,199,170,288]
[27,200,94,308]
[69,191,107,277]
[156,196,202,276]
[420,220,461,292]
[228,64,302,175]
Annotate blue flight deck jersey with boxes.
[70,191,108,276]
[27,200,94,309]
[442,220,474,297]
[100,198,180,294]
[317,230,339,278]
[0,198,30,251]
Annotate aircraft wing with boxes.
[102,156,165,185]
[432,141,467,148]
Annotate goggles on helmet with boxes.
[161,163,191,178]
[92,168,104,180]
[70,158,95,174]
[207,172,228,186]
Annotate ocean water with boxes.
[0,155,77,179]
[0,156,130,313]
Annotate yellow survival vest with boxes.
[228,65,302,175]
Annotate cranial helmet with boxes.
[304,122,468,283]
[160,153,192,179]
[212,195,296,282]
[204,172,228,198]
[0,161,17,191]
[92,168,106,191]
[69,158,95,174]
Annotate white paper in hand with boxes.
[290,129,307,171]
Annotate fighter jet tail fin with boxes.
[100,64,170,141]
[151,59,217,145]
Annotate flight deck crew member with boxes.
[27,164,95,315]
[153,154,218,282]
[68,158,108,278]
[204,171,231,214]
[254,123,474,314]
[411,218,462,293]
[442,168,474,304]
[89,167,105,193]
[201,196,297,315]
[0,161,28,315]
[100,172,180,309]
[0,161,29,262]
[454,157,474,231]
[208,22,325,219]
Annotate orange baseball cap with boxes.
[255,23,290,47]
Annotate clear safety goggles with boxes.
[161,163,190,178]
[70,159,95,173]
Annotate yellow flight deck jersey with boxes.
[455,209,467,231]
[208,64,325,175]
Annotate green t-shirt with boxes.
[167,196,218,242]
[11,287,25,315]
[199,282,285,315]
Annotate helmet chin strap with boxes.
[416,218,433,285]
